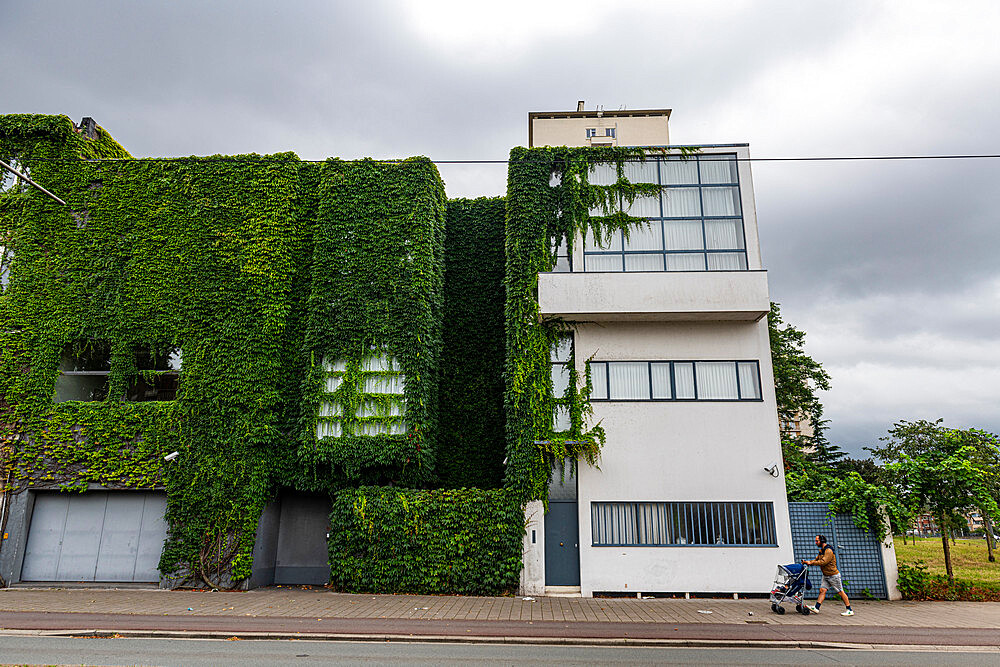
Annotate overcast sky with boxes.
[3,1,998,456]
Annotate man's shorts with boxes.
[821,573,843,593]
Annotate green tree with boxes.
[768,303,831,446]
[869,420,1000,584]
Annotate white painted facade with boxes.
[522,108,796,596]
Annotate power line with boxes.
[9,153,1000,165]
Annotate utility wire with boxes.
[8,153,1000,165]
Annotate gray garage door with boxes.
[21,491,167,583]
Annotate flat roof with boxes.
[528,109,672,121]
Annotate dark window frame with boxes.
[591,501,778,547]
[588,359,763,402]
[582,153,749,273]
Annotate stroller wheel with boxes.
[775,604,786,615]
[770,603,778,613]
[795,604,803,613]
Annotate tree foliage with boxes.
[768,303,830,439]
[869,419,1000,582]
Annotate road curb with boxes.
[1,628,998,651]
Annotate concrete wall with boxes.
[572,319,794,595]
[538,270,770,321]
[531,114,670,148]
[519,500,545,596]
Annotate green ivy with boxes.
[0,115,446,588]
[436,197,507,489]
[502,145,682,501]
[328,486,524,595]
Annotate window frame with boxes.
[591,501,778,547]
[582,153,749,273]
[588,359,762,402]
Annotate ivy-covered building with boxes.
[1,108,792,597]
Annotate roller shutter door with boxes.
[21,491,167,583]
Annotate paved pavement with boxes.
[0,587,998,648]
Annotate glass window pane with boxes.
[666,253,706,271]
[324,358,347,373]
[738,362,761,399]
[664,220,704,250]
[325,375,343,393]
[551,336,572,362]
[584,254,623,272]
[661,188,701,217]
[54,374,109,402]
[590,362,608,399]
[702,186,741,216]
[319,401,342,417]
[316,420,342,439]
[59,343,112,372]
[707,252,747,270]
[674,362,695,399]
[551,363,571,396]
[623,160,657,183]
[553,256,570,272]
[624,254,664,272]
[584,228,622,251]
[624,194,660,217]
[623,223,662,251]
[608,362,649,400]
[651,363,672,399]
[660,157,698,185]
[699,155,738,184]
[695,362,739,399]
[588,163,617,185]
[553,406,571,431]
[704,219,744,250]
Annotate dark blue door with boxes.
[545,471,580,586]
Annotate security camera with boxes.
[763,463,780,478]
[164,451,180,462]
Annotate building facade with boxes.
[520,106,794,596]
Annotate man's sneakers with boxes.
[841,609,855,616]
[806,604,819,614]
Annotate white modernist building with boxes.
[521,105,795,597]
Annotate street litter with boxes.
[697,610,713,614]
[522,597,535,601]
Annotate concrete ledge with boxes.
[537,270,770,322]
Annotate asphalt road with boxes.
[2,610,1000,646]
[0,636,998,666]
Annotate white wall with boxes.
[571,319,794,595]
[520,500,545,596]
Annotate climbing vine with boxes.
[503,145,693,501]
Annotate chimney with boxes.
[576,100,585,112]
[78,117,97,139]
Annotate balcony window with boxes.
[583,154,748,272]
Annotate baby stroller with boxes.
[769,563,811,615]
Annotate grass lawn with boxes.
[895,536,1000,586]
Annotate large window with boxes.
[591,501,777,546]
[583,154,747,272]
[589,360,761,401]
[54,342,112,402]
[551,335,573,431]
[54,343,181,403]
[316,351,407,439]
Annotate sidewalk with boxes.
[1,587,998,648]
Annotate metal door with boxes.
[544,470,580,586]
[274,491,332,585]
[21,491,167,583]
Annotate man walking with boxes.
[802,534,854,616]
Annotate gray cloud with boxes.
[4,0,999,455]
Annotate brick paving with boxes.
[0,587,998,629]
